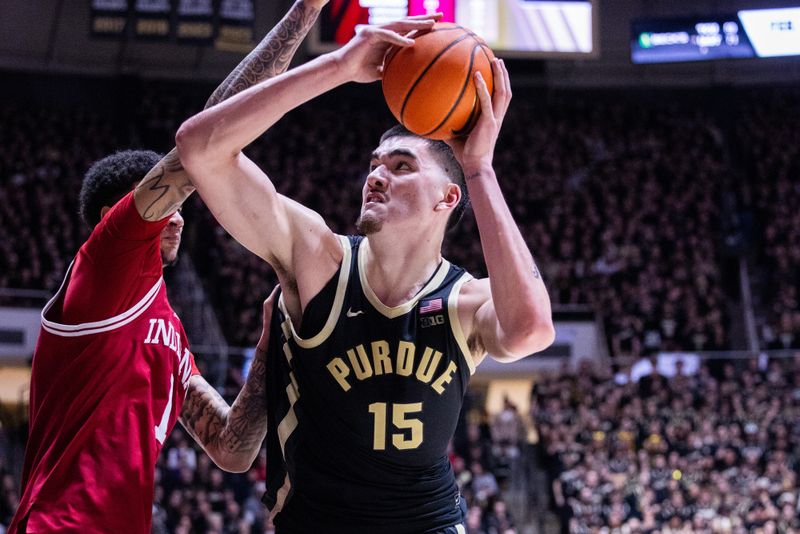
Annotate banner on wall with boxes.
[88,0,256,49]
[216,0,256,52]
[91,0,130,38]
[176,0,216,44]
[133,0,172,40]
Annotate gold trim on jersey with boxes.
[277,401,298,455]
[358,240,451,319]
[269,473,292,521]
[278,234,351,349]
[448,273,476,376]
[277,317,301,455]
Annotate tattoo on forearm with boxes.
[532,263,541,279]
[205,1,321,108]
[180,348,268,462]
[220,347,268,456]
[181,379,227,448]
[138,149,192,220]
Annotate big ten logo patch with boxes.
[420,314,445,328]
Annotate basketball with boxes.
[381,22,495,141]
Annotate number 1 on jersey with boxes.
[368,402,423,450]
[155,374,174,445]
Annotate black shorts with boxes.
[424,495,468,534]
[277,500,467,534]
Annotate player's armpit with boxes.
[133,148,195,222]
[463,278,555,364]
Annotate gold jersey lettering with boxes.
[415,347,443,383]
[347,345,374,380]
[371,340,392,375]
[431,361,458,394]
[327,358,352,392]
[325,340,458,394]
[396,341,415,376]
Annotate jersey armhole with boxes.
[41,260,164,337]
[278,235,351,349]
[447,273,477,376]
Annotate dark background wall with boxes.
[1,0,798,87]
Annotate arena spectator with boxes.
[535,357,800,533]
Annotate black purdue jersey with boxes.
[263,235,475,533]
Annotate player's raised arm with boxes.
[447,59,555,362]
[133,0,329,223]
[180,288,278,472]
[175,16,440,308]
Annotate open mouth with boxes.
[366,192,386,204]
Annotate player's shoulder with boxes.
[459,276,490,302]
[85,192,137,240]
[448,276,489,327]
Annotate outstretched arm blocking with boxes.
[133,0,327,222]
[205,0,328,107]
[180,289,277,472]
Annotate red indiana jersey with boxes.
[10,192,198,534]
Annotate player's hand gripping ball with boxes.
[381,22,495,141]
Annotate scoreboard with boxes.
[632,7,800,64]
[313,0,598,57]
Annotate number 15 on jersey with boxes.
[368,402,423,451]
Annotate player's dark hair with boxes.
[379,125,469,231]
[79,149,162,228]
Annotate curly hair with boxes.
[379,125,469,231]
[79,150,162,227]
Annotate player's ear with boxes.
[99,206,112,220]
[435,183,461,212]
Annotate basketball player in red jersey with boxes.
[8,2,327,532]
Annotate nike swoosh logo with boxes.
[346,308,365,318]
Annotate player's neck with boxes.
[362,234,443,308]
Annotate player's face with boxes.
[357,136,450,235]
[160,209,184,266]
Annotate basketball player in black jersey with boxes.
[176,16,554,533]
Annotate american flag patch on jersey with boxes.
[419,298,443,314]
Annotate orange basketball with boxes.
[381,22,495,141]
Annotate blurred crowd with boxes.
[2,81,779,356]
[0,105,117,299]
[536,357,800,533]
[1,76,800,532]
[735,90,800,352]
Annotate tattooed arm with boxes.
[133,0,328,221]
[205,0,327,107]
[180,289,276,472]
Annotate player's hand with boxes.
[333,14,442,83]
[303,0,330,10]
[256,286,280,352]
[446,58,511,171]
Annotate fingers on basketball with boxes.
[382,22,495,140]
